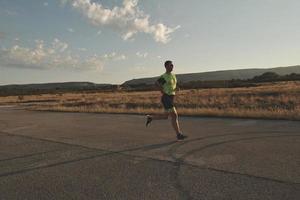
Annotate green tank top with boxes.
[157,73,177,95]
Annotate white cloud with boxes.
[59,0,70,6]
[0,39,108,71]
[78,47,87,51]
[102,52,127,61]
[63,0,180,43]
[96,30,102,35]
[43,2,49,6]
[67,28,75,33]
[136,51,148,58]
[51,38,68,52]
[117,54,127,60]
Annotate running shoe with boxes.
[146,115,152,127]
[177,133,188,141]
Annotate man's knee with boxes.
[170,110,178,119]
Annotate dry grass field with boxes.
[1,81,300,120]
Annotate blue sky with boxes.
[0,0,300,85]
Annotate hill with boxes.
[0,82,117,96]
[1,65,300,96]
[122,65,300,86]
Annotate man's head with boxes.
[164,60,173,73]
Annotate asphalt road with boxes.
[0,105,299,200]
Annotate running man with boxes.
[145,60,187,141]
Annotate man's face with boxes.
[166,62,173,72]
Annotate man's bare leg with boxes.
[146,112,168,126]
[169,108,187,140]
[146,109,187,140]
[170,109,181,134]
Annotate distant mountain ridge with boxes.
[0,82,116,96]
[0,82,111,90]
[1,65,300,96]
[122,65,300,86]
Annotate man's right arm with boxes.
[156,77,166,94]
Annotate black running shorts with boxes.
[161,94,175,112]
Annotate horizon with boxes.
[1,0,300,85]
[1,64,299,86]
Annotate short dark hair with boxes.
[164,60,172,67]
